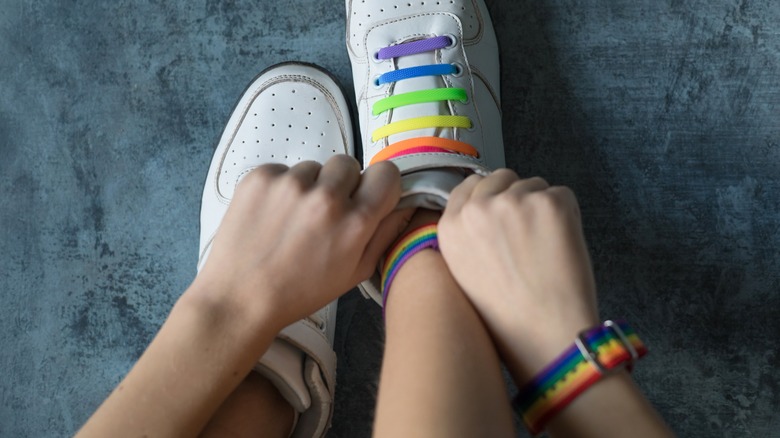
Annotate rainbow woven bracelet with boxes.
[380,223,439,309]
[514,320,648,435]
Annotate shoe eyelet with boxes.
[465,122,476,132]
[451,62,464,77]
[372,75,385,89]
[443,33,458,49]
[372,50,384,64]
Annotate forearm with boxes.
[546,371,674,438]
[376,249,514,438]
[438,172,674,436]
[76,282,282,438]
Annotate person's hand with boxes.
[438,170,599,383]
[194,155,411,330]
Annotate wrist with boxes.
[512,320,651,436]
[495,312,598,386]
[84,284,285,437]
[181,276,287,343]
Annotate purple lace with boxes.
[376,35,452,60]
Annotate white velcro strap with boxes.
[390,152,490,177]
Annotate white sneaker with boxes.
[346,0,504,304]
[198,62,353,438]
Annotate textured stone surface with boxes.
[1,1,778,436]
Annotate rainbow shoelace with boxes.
[370,35,480,165]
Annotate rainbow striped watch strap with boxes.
[514,320,648,435]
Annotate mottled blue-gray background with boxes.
[1,1,779,437]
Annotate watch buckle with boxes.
[575,320,640,375]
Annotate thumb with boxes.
[356,207,416,281]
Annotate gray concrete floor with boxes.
[1,1,779,436]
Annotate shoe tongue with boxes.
[387,52,454,144]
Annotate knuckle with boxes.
[526,190,558,209]
[549,185,581,217]
[329,153,357,165]
[239,169,264,187]
[462,173,484,186]
[238,167,275,192]
[326,154,361,173]
[371,160,400,176]
[523,190,572,219]
[254,163,287,179]
[280,173,308,195]
[310,187,347,219]
[527,176,550,188]
[549,185,576,202]
[491,168,519,179]
[314,183,342,203]
[491,199,516,219]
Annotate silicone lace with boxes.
[371,35,479,165]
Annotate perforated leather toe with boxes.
[199,63,354,266]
